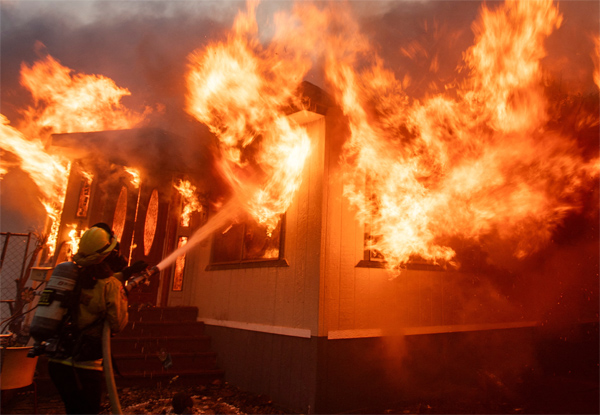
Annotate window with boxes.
[76,176,92,218]
[112,186,128,242]
[172,236,188,291]
[207,213,288,270]
[357,215,389,269]
[143,189,159,256]
[356,176,439,271]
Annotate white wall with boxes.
[170,113,326,337]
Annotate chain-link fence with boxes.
[0,233,38,323]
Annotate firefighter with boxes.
[47,223,147,414]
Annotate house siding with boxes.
[171,115,326,335]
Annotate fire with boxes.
[172,236,189,291]
[18,49,146,138]
[66,223,85,260]
[80,169,94,184]
[1,49,146,257]
[185,0,598,273]
[174,180,203,227]
[124,167,141,188]
[319,0,598,271]
[594,35,600,89]
[0,116,70,257]
[185,0,312,232]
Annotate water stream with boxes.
[155,199,242,271]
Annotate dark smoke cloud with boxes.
[0,1,245,231]
[360,0,599,96]
[362,0,482,98]
[1,1,237,130]
[0,168,47,233]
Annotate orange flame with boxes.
[124,167,141,188]
[0,116,70,256]
[185,0,312,232]
[185,0,597,273]
[18,50,146,138]
[593,35,600,89]
[80,169,94,184]
[172,236,189,291]
[316,0,598,271]
[174,180,202,227]
[66,223,85,260]
[1,50,145,256]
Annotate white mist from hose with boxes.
[154,199,242,271]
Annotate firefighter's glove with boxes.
[121,260,149,279]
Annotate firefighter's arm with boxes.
[104,278,129,334]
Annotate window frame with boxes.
[206,213,289,271]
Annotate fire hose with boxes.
[102,320,122,415]
[103,266,160,415]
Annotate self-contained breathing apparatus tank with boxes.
[28,261,79,356]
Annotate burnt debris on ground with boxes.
[1,380,291,415]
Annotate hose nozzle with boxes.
[145,266,160,278]
[125,266,160,293]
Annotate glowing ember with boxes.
[174,180,203,227]
[185,1,312,233]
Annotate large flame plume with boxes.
[185,0,312,232]
[320,0,598,271]
[17,49,147,138]
[185,0,598,273]
[1,50,146,256]
[0,116,70,256]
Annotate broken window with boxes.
[208,213,285,269]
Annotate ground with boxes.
[1,380,291,415]
[1,375,598,414]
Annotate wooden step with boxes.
[33,307,225,389]
[117,321,206,337]
[127,306,198,322]
[114,369,225,387]
[114,351,218,373]
[111,335,212,354]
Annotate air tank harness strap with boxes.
[37,289,71,307]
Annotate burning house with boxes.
[1,0,599,413]
[47,127,207,305]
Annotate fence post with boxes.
[0,233,11,271]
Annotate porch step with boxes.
[127,306,199,323]
[112,306,223,387]
[111,335,213,354]
[115,369,225,387]
[33,306,224,389]
[114,351,218,373]
[116,321,207,337]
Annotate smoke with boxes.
[0,168,47,233]
[0,1,240,230]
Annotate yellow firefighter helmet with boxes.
[73,226,117,266]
